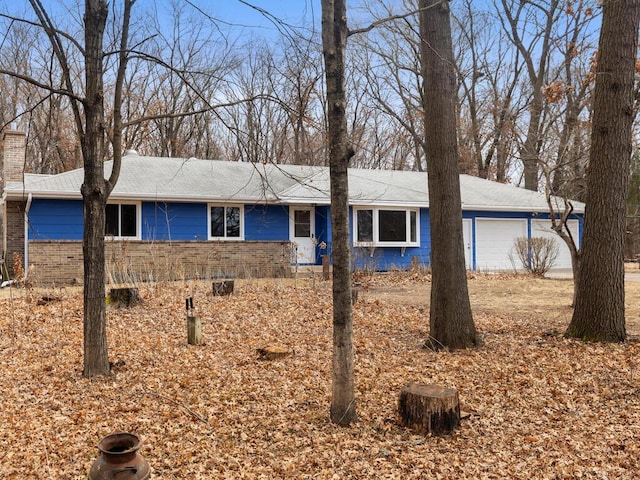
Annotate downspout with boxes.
[0,193,5,278]
[24,193,32,278]
[1,192,6,256]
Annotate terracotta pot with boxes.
[88,432,150,480]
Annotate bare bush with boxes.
[510,236,559,276]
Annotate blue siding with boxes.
[26,197,584,273]
[142,202,207,241]
[244,205,289,241]
[29,199,84,240]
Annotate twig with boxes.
[142,389,214,430]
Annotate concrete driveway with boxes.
[545,268,640,282]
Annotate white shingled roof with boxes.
[3,152,584,213]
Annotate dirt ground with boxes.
[359,271,640,338]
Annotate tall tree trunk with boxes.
[566,0,640,342]
[419,0,478,349]
[321,0,356,425]
[82,0,110,376]
[521,94,543,191]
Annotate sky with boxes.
[185,0,322,39]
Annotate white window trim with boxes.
[207,204,244,241]
[353,206,420,247]
[105,201,141,240]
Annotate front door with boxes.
[290,206,316,264]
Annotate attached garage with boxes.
[530,219,579,269]
[475,218,527,271]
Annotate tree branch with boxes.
[0,68,84,103]
[0,12,85,54]
[347,1,448,37]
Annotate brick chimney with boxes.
[0,129,26,188]
[0,129,26,271]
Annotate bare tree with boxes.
[419,0,478,349]
[321,0,357,425]
[499,0,562,191]
[353,0,426,171]
[566,0,640,342]
[453,0,522,181]
[0,0,238,376]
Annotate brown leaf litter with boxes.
[1,274,639,479]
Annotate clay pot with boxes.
[88,432,150,480]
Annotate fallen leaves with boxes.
[1,275,640,478]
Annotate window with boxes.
[105,203,139,239]
[209,205,243,240]
[294,210,311,237]
[354,207,419,247]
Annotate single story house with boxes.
[0,129,584,284]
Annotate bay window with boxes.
[354,207,419,246]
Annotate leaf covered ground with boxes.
[1,273,640,479]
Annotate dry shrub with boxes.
[510,236,559,276]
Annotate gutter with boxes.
[24,193,32,279]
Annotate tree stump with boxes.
[108,287,141,307]
[257,345,292,360]
[398,382,460,436]
[187,315,202,345]
[212,280,234,296]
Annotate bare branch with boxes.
[0,12,85,55]
[27,0,85,139]
[107,0,135,196]
[347,1,447,37]
[123,94,289,128]
[0,68,84,103]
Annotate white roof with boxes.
[3,152,584,213]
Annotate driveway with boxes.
[545,268,640,282]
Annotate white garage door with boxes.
[531,219,579,269]
[475,218,527,271]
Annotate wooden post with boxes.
[187,315,202,345]
[398,382,460,436]
[185,296,202,345]
[322,255,330,281]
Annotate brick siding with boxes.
[3,200,25,277]
[27,239,294,285]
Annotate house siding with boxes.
[142,202,207,241]
[28,239,293,285]
[16,198,585,284]
[4,200,25,277]
[28,200,295,243]
[245,205,289,241]
[30,199,84,240]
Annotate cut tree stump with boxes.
[108,287,141,307]
[212,280,234,296]
[398,382,460,436]
[257,345,292,360]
